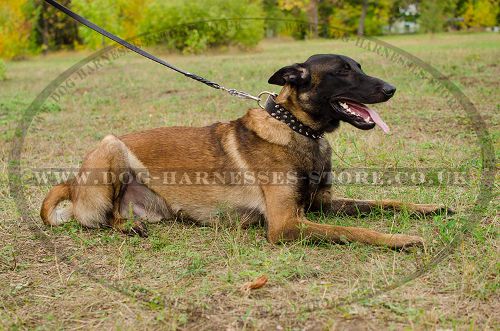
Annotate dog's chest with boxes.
[292,137,332,173]
[291,138,332,204]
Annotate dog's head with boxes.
[268,54,395,133]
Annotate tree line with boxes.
[1,0,498,59]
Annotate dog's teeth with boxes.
[341,102,348,109]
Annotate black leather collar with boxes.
[264,96,324,140]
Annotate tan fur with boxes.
[223,128,266,214]
[276,85,322,131]
[242,109,291,145]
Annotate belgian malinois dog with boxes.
[41,54,450,248]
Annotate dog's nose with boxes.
[382,84,396,97]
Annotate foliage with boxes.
[272,1,310,39]
[364,0,393,35]
[277,0,310,11]
[0,0,37,59]
[138,0,264,54]
[72,0,145,49]
[275,0,323,39]
[463,0,499,28]
[419,0,499,32]
[328,2,360,35]
[327,0,393,36]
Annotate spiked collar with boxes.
[264,96,324,140]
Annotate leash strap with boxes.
[44,0,263,103]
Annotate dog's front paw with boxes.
[114,219,148,237]
[415,204,454,216]
[387,234,424,249]
[129,221,148,237]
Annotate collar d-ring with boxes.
[257,91,278,109]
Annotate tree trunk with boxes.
[357,0,368,36]
[308,0,319,38]
[42,1,49,55]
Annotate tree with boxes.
[30,0,81,54]
[357,0,368,36]
[419,0,447,33]
[308,0,319,37]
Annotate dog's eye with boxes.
[334,65,351,76]
[334,63,351,75]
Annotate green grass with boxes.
[0,32,498,329]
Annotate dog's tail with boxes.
[40,182,73,226]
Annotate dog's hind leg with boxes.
[106,178,171,238]
[69,135,127,229]
[310,189,453,216]
[46,134,149,234]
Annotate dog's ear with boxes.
[268,63,310,86]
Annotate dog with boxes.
[41,54,451,248]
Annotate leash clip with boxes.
[220,87,261,102]
[219,87,277,109]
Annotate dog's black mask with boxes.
[268,54,395,133]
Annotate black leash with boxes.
[44,0,271,105]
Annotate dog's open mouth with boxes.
[331,100,390,133]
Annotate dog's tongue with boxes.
[365,107,390,134]
[347,101,390,134]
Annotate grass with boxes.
[0,32,498,329]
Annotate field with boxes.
[0,32,498,329]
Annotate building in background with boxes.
[386,4,419,34]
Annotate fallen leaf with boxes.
[240,275,268,293]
